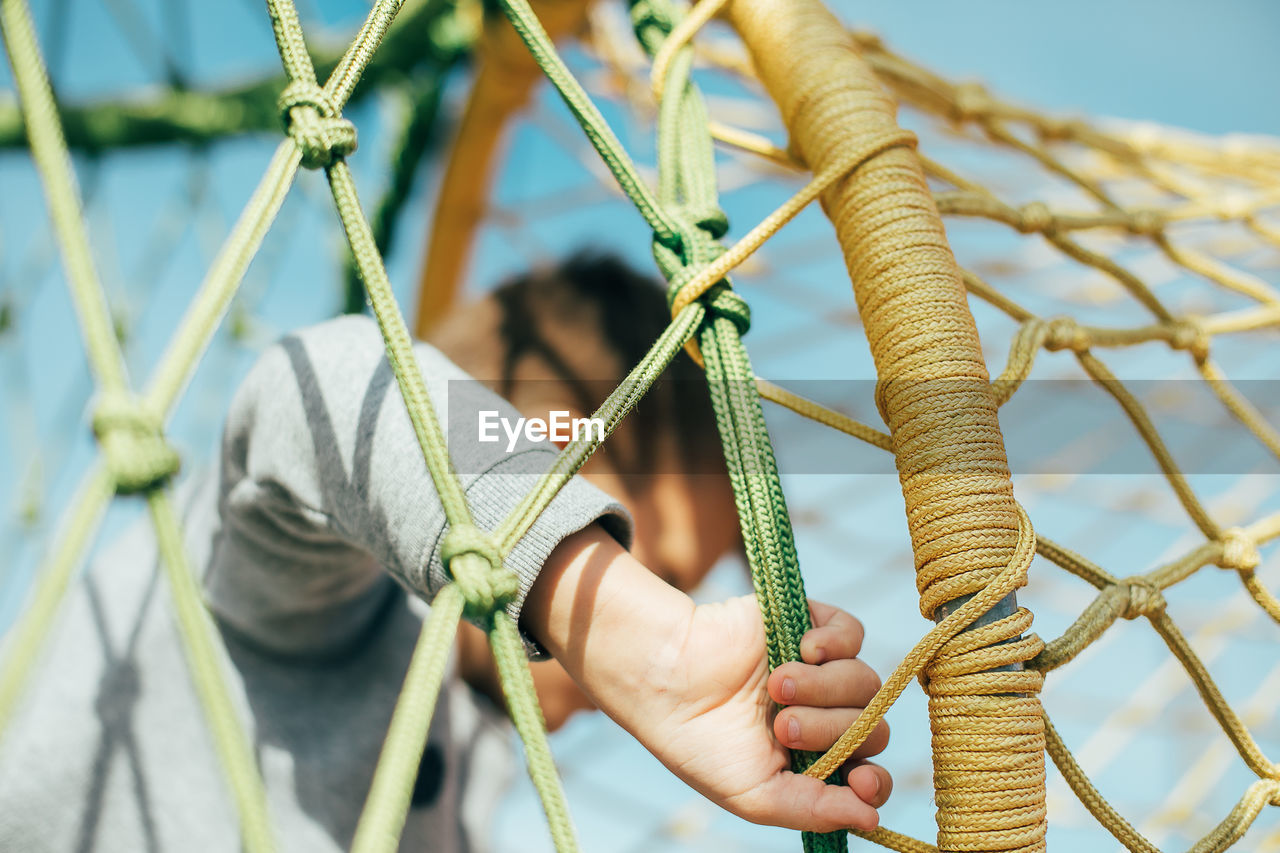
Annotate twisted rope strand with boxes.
[0,2,277,847]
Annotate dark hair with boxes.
[491,251,724,475]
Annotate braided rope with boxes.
[721,2,1047,850]
[0,0,276,848]
[4,0,1279,852]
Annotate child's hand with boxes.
[523,525,892,833]
[635,595,891,833]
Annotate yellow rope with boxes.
[723,1,1047,849]
[649,0,727,101]
[668,127,916,363]
[756,379,892,451]
[635,8,1280,850]
[707,119,803,169]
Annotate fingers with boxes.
[803,601,864,663]
[768,658,881,708]
[745,770,880,833]
[843,760,893,809]
[774,706,890,756]
[752,599,887,826]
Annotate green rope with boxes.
[343,76,448,315]
[351,584,466,853]
[143,140,300,414]
[489,612,578,845]
[5,0,852,848]
[0,0,127,394]
[262,1,585,847]
[493,0,684,250]
[631,2,843,851]
[0,466,113,735]
[149,491,275,853]
[0,1,277,848]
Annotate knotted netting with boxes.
[1,0,1278,852]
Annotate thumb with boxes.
[739,770,879,833]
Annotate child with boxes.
[432,253,745,732]
[0,255,890,851]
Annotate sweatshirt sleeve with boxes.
[203,314,632,660]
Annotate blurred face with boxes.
[429,298,742,593]
[583,461,741,593]
[516,400,741,593]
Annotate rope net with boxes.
[0,1,1277,852]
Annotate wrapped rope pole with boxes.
[722,0,1048,850]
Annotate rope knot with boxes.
[1043,316,1090,353]
[687,204,730,241]
[1169,317,1210,362]
[91,392,180,495]
[629,0,668,39]
[1129,209,1165,237]
[952,82,992,122]
[664,224,750,337]
[1121,577,1166,620]
[278,81,357,170]
[1217,527,1261,572]
[702,282,751,336]
[440,523,518,619]
[1039,116,1087,141]
[1016,201,1055,234]
[667,260,751,337]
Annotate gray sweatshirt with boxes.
[0,315,632,852]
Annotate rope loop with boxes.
[440,523,518,619]
[1217,527,1261,572]
[1043,315,1090,353]
[629,0,670,42]
[670,211,725,270]
[278,81,357,170]
[1129,208,1165,237]
[1017,201,1055,234]
[1038,116,1088,141]
[91,391,181,495]
[1121,576,1166,620]
[688,204,730,240]
[664,240,750,338]
[1169,316,1211,362]
[701,282,751,336]
[952,82,993,122]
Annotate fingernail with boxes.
[813,647,827,664]
[871,774,882,798]
[780,677,796,702]
[787,718,800,744]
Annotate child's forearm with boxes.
[520,523,891,833]
[519,523,694,730]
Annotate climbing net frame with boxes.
[1,2,1278,853]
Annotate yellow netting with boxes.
[692,13,1280,853]
[420,3,1280,850]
